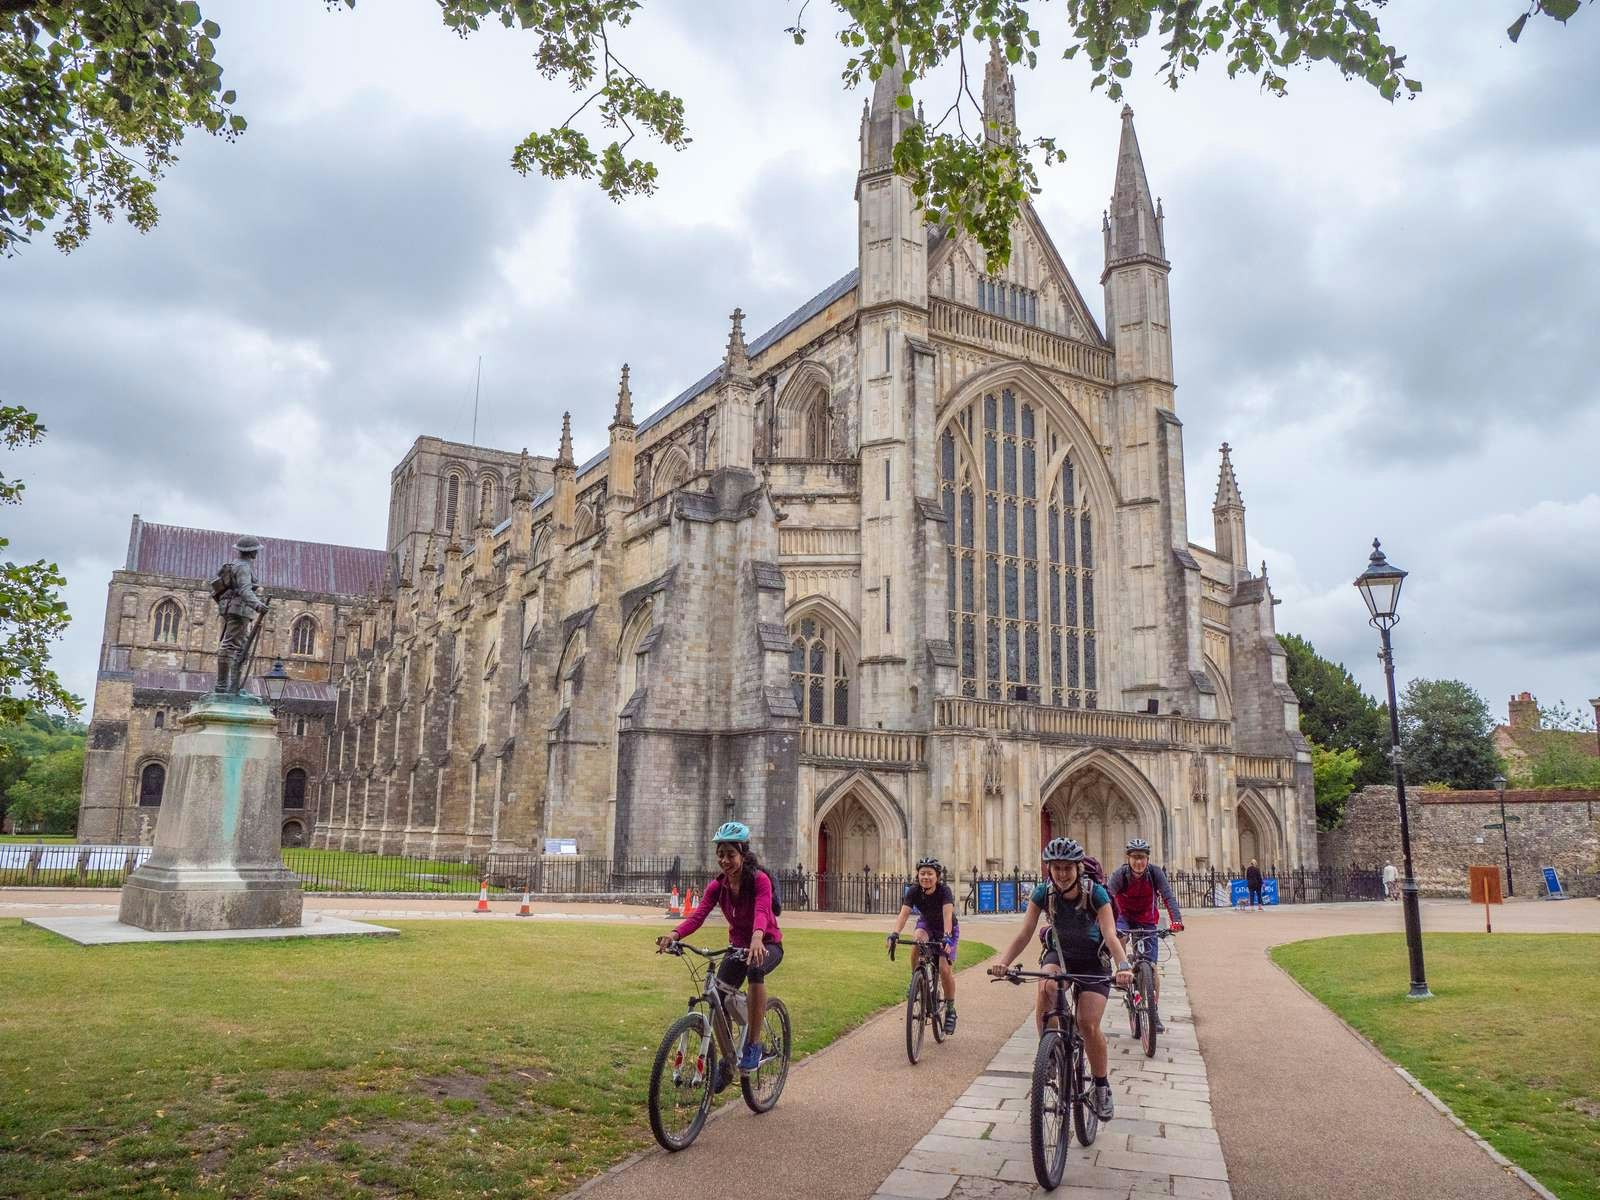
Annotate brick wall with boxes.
[1318,785,1600,897]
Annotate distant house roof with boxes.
[130,668,337,704]
[126,518,389,598]
[529,268,861,509]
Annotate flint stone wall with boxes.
[1318,785,1600,898]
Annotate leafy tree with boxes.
[1538,700,1598,734]
[6,742,84,833]
[0,405,79,729]
[1280,633,1388,787]
[1398,678,1502,790]
[0,705,83,830]
[1309,740,1361,830]
[3,1,1588,261]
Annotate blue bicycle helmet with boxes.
[712,820,751,845]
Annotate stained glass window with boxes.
[788,615,852,726]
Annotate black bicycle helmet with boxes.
[916,855,942,871]
[1042,836,1086,863]
[1125,836,1151,854]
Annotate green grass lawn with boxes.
[0,833,75,843]
[281,849,490,894]
[1273,932,1600,1200]
[0,919,992,1199]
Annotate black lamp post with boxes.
[1492,773,1513,897]
[1354,539,1431,999]
[263,658,291,706]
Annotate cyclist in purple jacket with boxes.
[1106,837,1183,1033]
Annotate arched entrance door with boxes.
[819,794,882,876]
[1042,762,1157,868]
[1236,792,1281,871]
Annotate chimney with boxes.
[1507,692,1540,733]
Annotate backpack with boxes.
[1081,856,1106,888]
[760,867,783,917]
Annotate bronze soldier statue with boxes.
[211,536,269,695]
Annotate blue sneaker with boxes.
[739,1041,764,1072]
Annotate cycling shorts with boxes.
[1038,945,1112,998]
[716,940,784,989]
[913,917,959,963]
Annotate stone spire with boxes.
[419,534,438,575]
[397,545,414,589]
[612,363,635,429]
[512,448,533,503]
[982,39,1017,144]
[556,411,574,469]
[860,41,916,169]
[724,308,750,381]
[1214,442,1243,509]
[1104,104,1166,266]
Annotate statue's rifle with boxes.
[239,596,272,692]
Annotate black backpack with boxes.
[761,867,784,917]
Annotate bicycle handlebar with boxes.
[989,966,1115,986]
[886,932,954,961]
[658,941,748,962]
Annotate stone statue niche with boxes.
[118,536,303,932]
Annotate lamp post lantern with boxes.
[263,658,291,706]
[1492,773,1512,897]
[1354,539,1431,999]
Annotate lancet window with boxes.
[788,615,852,726]
[939,388,1098,707]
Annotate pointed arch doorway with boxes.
[1040,756,1163,867]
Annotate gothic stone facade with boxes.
[311,59,1317,875]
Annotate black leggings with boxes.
[716,941,784,989]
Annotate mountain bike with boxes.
[887,932,953,1064]
[993,966,1110,1190]
[647,942,792,1151]
[1118,926,1173,1057]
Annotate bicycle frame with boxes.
[665,943,750,1065]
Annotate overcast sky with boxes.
[4,1,1596,724]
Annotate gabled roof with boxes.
[126,518,389,597]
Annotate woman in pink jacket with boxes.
[657,820,782,1075]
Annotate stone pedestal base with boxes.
[119,695,303,932]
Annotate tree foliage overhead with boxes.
[3,0,1588,260]
[1398,677,1503,791]
[1280,632,1388,789]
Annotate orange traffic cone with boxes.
[516,887,532,918]
[668,886,681,917]
[474,876,490,914]
[685,888,696,915]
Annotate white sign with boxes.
[543,838,578,856]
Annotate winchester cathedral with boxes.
[79,51,1316,874]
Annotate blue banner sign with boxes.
[1229,877,1279,906]
[1542,866,1565,899]
[998,880,1018,913]
[977,880,997,913]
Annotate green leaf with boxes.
[179,1,202,27]
[221,89,237,104]
[202,19,221,38]
[1112,59,1132,79]
[229,114,247,132]
[1507,13,1529,41]
[1540,0,1581,20]
[896,92,913,109]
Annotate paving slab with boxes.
[22,912,397,944]
[873,941,1228,1198]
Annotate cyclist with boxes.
[987,837,1134,1121]
[1106,836,1183,1034]
[657,821,782,1082]
[889,855,960,1035]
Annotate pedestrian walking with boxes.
[1245,859,1265,911]
[1382,860,1399,901]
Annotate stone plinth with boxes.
[119,695,303,931]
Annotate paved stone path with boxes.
[874,944,1229,1200]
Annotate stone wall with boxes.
[1318,786,1600,897]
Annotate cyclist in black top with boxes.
[889,856,961,1034]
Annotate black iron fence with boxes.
[0,844,1384,910]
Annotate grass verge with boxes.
[1,918,990,1199]
[1272,932,1600,1200]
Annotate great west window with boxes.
[939,388,1098,707]
[978,276,1040,327]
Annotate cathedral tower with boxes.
[855,47,940,726]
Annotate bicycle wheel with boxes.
[1071,1031,1100,1147]
[1138,960,1159,1058]
[929,965,947,1044]
[647,1011,714,1151]
[904,972,927,1064]
[741,997,792,1113]
[1029,1030,1070,1189]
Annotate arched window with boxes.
[293,716,307,737]
[776,371,832,459]
[558,628,587,710]
[654,446,690,495]
[153,710,165,729]
[152,599,181,644]
[282,768,307,809]
[291,616,317,656]
[479,476,497,524]
[939,388,1098,707]
[572,504,596,541]
[788,614,853,726]
[138,762,166,807]
[617,599,654,707]
[445,473,463,535]
[800,394,829,459]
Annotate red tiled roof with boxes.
[126,518,388,598]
